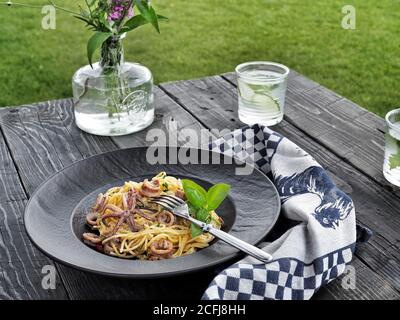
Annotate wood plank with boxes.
[160,75,400,242]
[0,97,153,195]
[112,87,208,149]
[0,99,129,300]
[355,232,400,292]
[0,127,68,299]
[54,88,217,299]
[0,99,120,193]
[1,73,398,300]
[314,258,399,300]
[223,72,400,290]
[160,76,400,299]
[56,99,120,159]
[223,71,397,196]
[0,88,218,300]
[57,267,222,301]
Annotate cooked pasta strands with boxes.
[83,173,223,260]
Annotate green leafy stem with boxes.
[182,179,231,238]
[3,1,168,67]
[70,0,168,67]
[3,1,167,120]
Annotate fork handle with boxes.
[189,218,273,263]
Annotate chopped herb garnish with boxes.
[162,182,169,191]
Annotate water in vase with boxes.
[73,62,154,136]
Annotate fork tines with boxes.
[150,195,185,211]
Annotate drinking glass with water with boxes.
[384,108,400,187]
[236,61,289,127]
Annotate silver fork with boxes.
[151,195,273,263]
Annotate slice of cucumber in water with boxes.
[238,82,280,112]
[252,93,280,111]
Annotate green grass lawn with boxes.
[0,0,399,117]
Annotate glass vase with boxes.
[72,35,154,136]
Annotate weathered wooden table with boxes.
[0,71,399,300]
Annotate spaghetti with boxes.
[83,172,223,260]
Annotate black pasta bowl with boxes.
[24,147,280,278]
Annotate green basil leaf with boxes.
[182,179,207,209]
[187,202,197,217]
[135,0,160,33]
[206,183,231,211]
[190,223,203,238]
[182,179,207,197]
[196,207,210,222]
[87,31,112,68]
[184,189,206,209]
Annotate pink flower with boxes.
[108,0,134,22]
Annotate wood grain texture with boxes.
[314,258,399,300]
[0,127,68,299]
[0,88,219,300]
[160,75,400,299]
[0,100,119,193]
[223,71,398,196]
[0,71,399,300]
[113,87,210,149]
[0,99,127,300]
[162,75,400,242]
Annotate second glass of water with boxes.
[383,108,400,187]
[236,61,289,127]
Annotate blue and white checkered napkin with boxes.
[203,125,371,300]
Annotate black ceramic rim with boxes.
[24,147,280,278]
